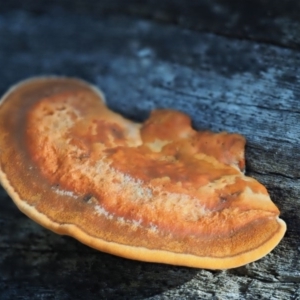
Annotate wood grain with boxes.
[0,1,299,299]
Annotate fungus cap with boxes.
[0,77,286,269]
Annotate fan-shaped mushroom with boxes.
[0,77,286,269]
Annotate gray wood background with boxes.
[0,1,300,299]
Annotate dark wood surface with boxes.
[1,1,300,299]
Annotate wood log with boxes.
[0,1,299,299]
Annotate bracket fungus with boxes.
[0,77,286,269]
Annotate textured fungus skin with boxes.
[0,77,286,269]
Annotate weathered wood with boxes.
[1,2,300,299]
[1,0,300,48]
[126,0,300,49]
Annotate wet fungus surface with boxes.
[0,77,286,269]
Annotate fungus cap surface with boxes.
[0,77,286,269]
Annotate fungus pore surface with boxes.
[0,77,286,269]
